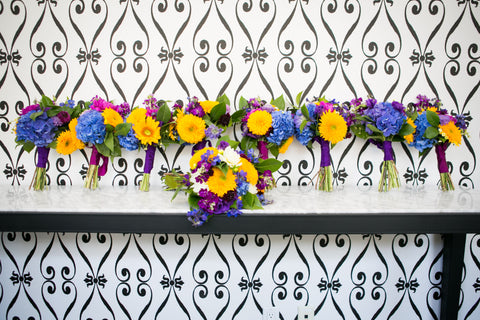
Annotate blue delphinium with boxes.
[409,112,436,152]
[16,110,56,147]
[76,110,106,144]
[267,111,295,145]
[118,128,139,151]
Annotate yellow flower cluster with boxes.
[56,118,85,155]
[318,110,348,144]
[127,108,161,145]
[439,121,462,146]
[176,114,206,144]
[247,110,272,135]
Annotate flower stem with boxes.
[30,167,47,191]
[140,173,150,192]
[84,164,99,190]
[379,160,400,192]
[316,165,333,192]
[439,172,454,191]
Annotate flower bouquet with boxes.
[163,141,282,226]
[125,95,175,191]
[293,97,350,191]
[15,96,84,190]
[76,96,132,189]
[170,94,232,153]
[235,95,294,199]
[351,98,415,192]
[406,95,469,191]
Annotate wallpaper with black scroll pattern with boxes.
[0,0,479,319]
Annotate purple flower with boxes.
[16,110,56,147]
[187,209,209,227]
[57,111,71,124]
[90,96,113,112]
[217,140,230,150]
[364,101,406,137]
[205,124,224,139]
[116,102,131,119]
[20,104,40,115]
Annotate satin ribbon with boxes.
[89,146,109,177]
[435,142,449,174]
[382,141,394,161]
[144,144,156,174]
[319,138,331,167]
[36,147,50,168]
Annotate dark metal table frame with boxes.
[1,211,479,320]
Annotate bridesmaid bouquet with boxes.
[15,96,84,190]
[76,96,132,189]
[294,97,350,191]
[407,95,469,191]
[351,98,414,192]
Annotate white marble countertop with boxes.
[1,184,479,215]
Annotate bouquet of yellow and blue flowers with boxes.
[406,95,469,191]
[15,96,84,190]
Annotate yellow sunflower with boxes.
[404,117,416,144]
[68,118,79,134]
[200,100,219,113]
[56,130,84,155]
[439,121,462,146]
[278,136,294,154]
[190,147,219,170]
[247,110,272,135]
[318,111,348,144]
[127,108,147,126]
[207,167,237,197]
[176,114,206,144]
[103,108,123,127]
[133,117,161,145]
[239,157,258,185]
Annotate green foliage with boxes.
[255,158,283,173]
[156,102,171,124]
[242,192,263,210]
[271,95,285,110]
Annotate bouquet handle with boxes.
[30,146,50,191]
[435,142,454,191]
[140,144,156,191]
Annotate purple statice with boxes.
[186,97,205,118]
[414,94,430,110]
[116,102,131,119]
[187,208,209,227]
[16,110,56,147]
[20,104,40,116]
[364,101,406,137]
[260,104,275,113]
[76,109,106,144]
[409,112,436,152]
[90,96,113,112]
[267,111,295,146]
[205,124,224,139]
[118,128,139,151]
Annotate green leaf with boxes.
[271,95,285,110]
[22,141,36,153]
[239,96,248,109]
[40,95,53,108]
[188,194,201,210]
[29,111,44,121]
[366,124,383,134]
[217,93,230,106]
[210,102,227,122]
[295,91,303,106]
[216,136,239,149]
[255,158,283,173]
[156,102,171,124]
[299,119,308,133]
[240,136,257,152]
[301,104,310,119]
[105,124,115,133]
[95,142,111,157]
[424,126,439,139]
[164,174,181,189]
[426,110,440,127]
[115,122,132,136]
[350,124,369,139]
[231,109,246,123]
[242,192,263,210]
[268,144,279,158]
[104,132,115,152]
[398,122,415,136]
[218,162,229,177]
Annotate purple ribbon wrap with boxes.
[319,138,331,167]
[382,141,394,161]
[258,141,269,160]
[435,142,449,174]
[144,145,156,174]
[89,146,109,177]
[36,147,50,168]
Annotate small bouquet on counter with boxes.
[75,96,132,190]
[293,96,351,191]
[15,95,84,190]
[125,95,175,191]
[163,141,282,227]
[351,98,415,192]
[235,95,295,198]
[406,94,469,191]
[170,94,232,153]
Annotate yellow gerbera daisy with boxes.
[133,117,161,145]
[278,136,294,154]
[176,114,206,144]
[127,108,147,126]
[56,130,84,155]
[439,121,462,146]
[207,167,237,197]
[190,147,219,170]
[68,118,79,134]
[103,108,123,127]
[200,100,219,113]
[247,110,272,135]
[404,117,416,144]
[239,157,258,185]
[318,110,348,144]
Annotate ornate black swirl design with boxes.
[276,159,291,186]
[298,147,315,186]
[55,155,72,185]
[401,142,429,186]
[111,157,128,186]
[356,141,373,187]
[1,140,27,186]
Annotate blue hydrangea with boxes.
[267,111,295,145]
[293,109,314,146]
[76,110,106,144]
[365,102,405,137]
[409,112,436,152]
[16,110,56,147]
[118,128,139,151]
